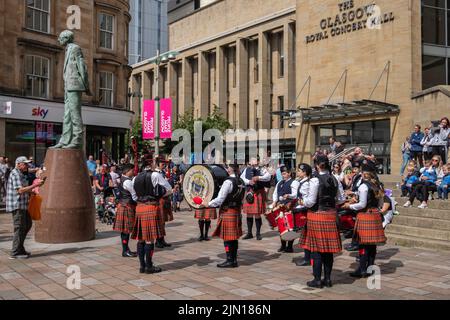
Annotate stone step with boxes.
[397,207,450,220]
[393,215,450,231]
[386,232,450,251]
[387,224,450,241]
[396,197,450,210]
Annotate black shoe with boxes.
[345,243,359,252]
[139,267,145,274]
[285,247,294,253]
[350,270,369,278]
[217,260,237,268]
[256,234,262,241]
[295,260,311,267]
[162,240,171,247]
[322,279,333,288]
[198,236,204,241]
[277,247,286,253]
[122,251,137,258]
[307,280,323,288]
[155,241,165,249]
[242,233,253,240]
[145,266,162,274]
[203,236,210,241]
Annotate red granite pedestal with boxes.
[35,149,96,243]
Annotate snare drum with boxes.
[264,210,278,229]
[293,210,307,231]
[277,211,300,241]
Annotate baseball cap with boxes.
[15,156,32,165]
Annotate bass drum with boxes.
[183,165,229,209]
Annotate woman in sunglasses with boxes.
[403,156,441,209]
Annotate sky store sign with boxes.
[32,106,49,119]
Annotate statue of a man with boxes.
[52,30,91,149]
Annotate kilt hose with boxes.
[194,208,217,220]
[113,203,136,234]
[302,210,342,254]
[160,197,174,223]
[212,208,243,241]
[131,203,165,242]
[243,189,267,218]
[353,208,386,245]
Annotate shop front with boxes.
[0,95,133,165]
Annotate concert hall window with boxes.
[353,122,372,144]
[26,0,50,33]
[422,55,447,89]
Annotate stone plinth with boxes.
[35,149,95,243]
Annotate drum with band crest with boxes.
[183,165,229,209]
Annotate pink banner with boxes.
[142,100,155,140]
[160,98,172,139]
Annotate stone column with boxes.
[130,74,142,122]
[183,57,193,112]
[199,51,210,118]
[142,70,152,100]
[260,31,271,129]
[285,23,296,111]
[237,38,249,130]
[168,61,178,122]
[216,45,227,116]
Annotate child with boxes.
[172,183,182,212]
[401,166,419,197]
[437,164,450,200]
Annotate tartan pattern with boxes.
[159,198,174,223]
[354,208,387,245]
[113,203,136,234]
[131,203,165,242]
[194,208,217,220]
[302,210,342,253]
[6,169,29,212]
[212,208,243,241]
[243,189,266,217]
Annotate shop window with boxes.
[353,122,372,144]
[25,55,49,99]
[335,123,352,145]
[99,72,114,107]
[373,120,390,143]
[423,0,446,7]
[317,126,333,146]
[422,55,447,89]
[99,13,114,49]
[26,0,50,33]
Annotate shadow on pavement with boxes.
[155,237,205,251]
[218,249,281,266]
[157,256,214,271]
[165,222,184,228]
[28,247,99,258]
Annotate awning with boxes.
[271,100,399,123]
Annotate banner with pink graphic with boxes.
[160,98,172,139]
[142,100,155,140]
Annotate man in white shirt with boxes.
[241,158,271,240]
[205,164,244,268]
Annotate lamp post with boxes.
[149,49,179,157]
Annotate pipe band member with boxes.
[194,206,217,241]
[272,166,298,253]
[302,155,346,288]
[294,163,313,267]
[241,157,271,240]
[131,165,172,274]
[113,164,138,257]
[206,164,245,268]
[344,165,386,278]
[155,159,173,248]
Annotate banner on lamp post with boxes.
[142,100,155,140]
[160,98,172,139]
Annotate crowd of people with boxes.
[399,117,450,208]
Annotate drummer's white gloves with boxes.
[268,204,273,210]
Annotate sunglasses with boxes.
[432,159,439,162]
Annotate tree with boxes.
[161,106,232,158]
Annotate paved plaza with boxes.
[0,207,450,300]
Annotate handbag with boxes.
[28,194,42,221]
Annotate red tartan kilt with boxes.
[131,203,165,242]
[194,208,217,220]
[354,208,386,245]
[243,189,266,217]
[113,203,136,234]
[212,208,243,241]
[302,210,342,253]
[159,198,174,223]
